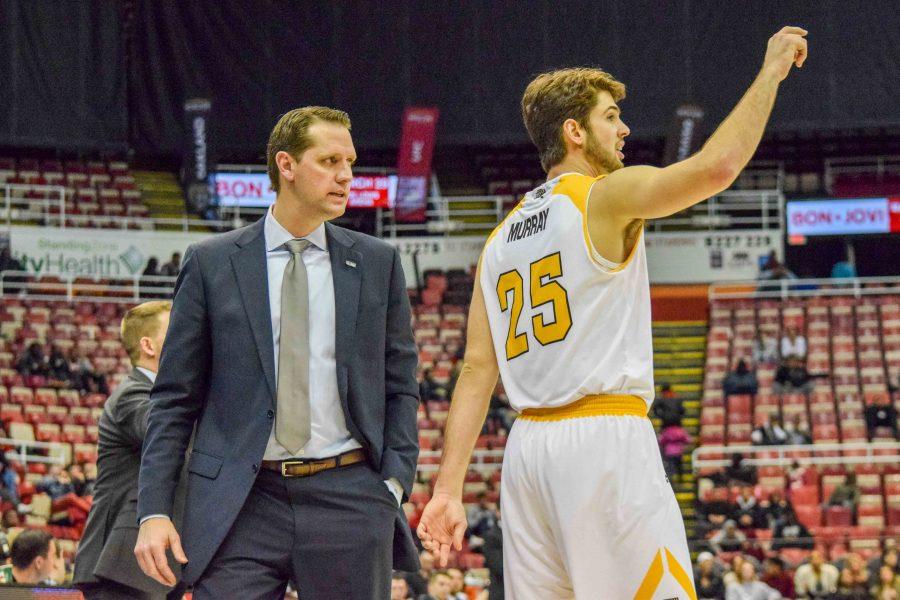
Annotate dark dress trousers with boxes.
[137,219,420,596]
[73,369,187,599]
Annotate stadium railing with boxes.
[692,441,900,472]
[378,189,785,237]
[0,271,176,303]
[709,276,900,301]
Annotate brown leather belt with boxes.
[261,448,367,478]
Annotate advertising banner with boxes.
[9,227,211,277]
[214,172,397,209]
[183,98,212,214]
[786,197,900,236]
[395,107,439,223]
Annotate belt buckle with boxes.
[281,460,311,477]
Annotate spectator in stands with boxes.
[8,529,59,585]
[159,252,181,277]
[481,514,503,600]
[751,415,788,446]
[419,570,452,600]
[865,394,899,441]
[827,471,860,516]
[67,347,108,395]
[46,344,71,388]
[725,454,758,486]
[405,550,435,598]
[773,357,815,396]
[695,551,726,600]
[753,332,780,366]
[419,368,445,402]
[710,519,747,554]
[870,547,899,588]
[771,510,813,550]
[391,573,412,600]
[16,341,48,378]
[0,247,23,273]
[780,327,807,360]
[784,416,812,445]
[830,259,857,280]
[723,359,759,399]
[759,490,794,529]
[139,256,162,299]
[81,461,97,497]
[467,492,499,539]
[38,464,75,500]
[725,560,781,600]
[445,568,468,600]
[794,550,839,599]
[834,553,870,600]
[68,464,88,497]
[652,383,685,427]
[762,557,794,599]
[734,486,758,515]
[0,456,20,506]
[658,421,691,480]
[758,251,798,283]
[871,565,900,600]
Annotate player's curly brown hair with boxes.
[522,68,626,173]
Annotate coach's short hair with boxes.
[121,300,172,365]
[10,529,53,569]
[266,106,352,193]
[521,68,626,172]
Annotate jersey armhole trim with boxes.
[583,179,644,273]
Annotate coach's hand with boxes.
[761,26,808,82]
[134,517,188,586]
[417,492,467,567]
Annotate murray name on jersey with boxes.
[507,207,550,243]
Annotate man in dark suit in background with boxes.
[74,301,186,600]
[135,106,420,599]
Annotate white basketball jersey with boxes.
[479,172,655,412]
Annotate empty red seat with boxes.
[825,506,853,527]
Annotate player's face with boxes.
[584,90,630,174]
[282,121,356,220]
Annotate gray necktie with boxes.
[276,238,312,454]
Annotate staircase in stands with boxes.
[651,320,708,543]
[132,171,188,229]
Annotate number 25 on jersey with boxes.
[495,252,572,361]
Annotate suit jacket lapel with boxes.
[230,219,277,404]
[326,223,362,371]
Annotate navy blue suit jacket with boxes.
[137,219,420,582]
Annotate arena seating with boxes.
[696,291,900,562]
[0,157,150,228]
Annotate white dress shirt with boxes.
[136,367,157,383]
[263,207,360,461]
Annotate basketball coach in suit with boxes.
[135,106,420,599]
[74,301,187,600]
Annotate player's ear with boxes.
[561,118,585,149]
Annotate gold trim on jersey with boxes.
[518,394,648,421]
[552,173,643,273]
[479,199,526,270]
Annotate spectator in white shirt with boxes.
[780,327,807,360]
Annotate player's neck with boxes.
[546,154,607,181]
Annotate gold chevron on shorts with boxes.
[633,547,698,600]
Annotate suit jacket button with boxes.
[266,409,274,419]
[252,464,259,473]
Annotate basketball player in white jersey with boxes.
[417,27,808,599]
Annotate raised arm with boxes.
[596,26,808,222]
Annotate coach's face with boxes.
[289,121,356,221]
